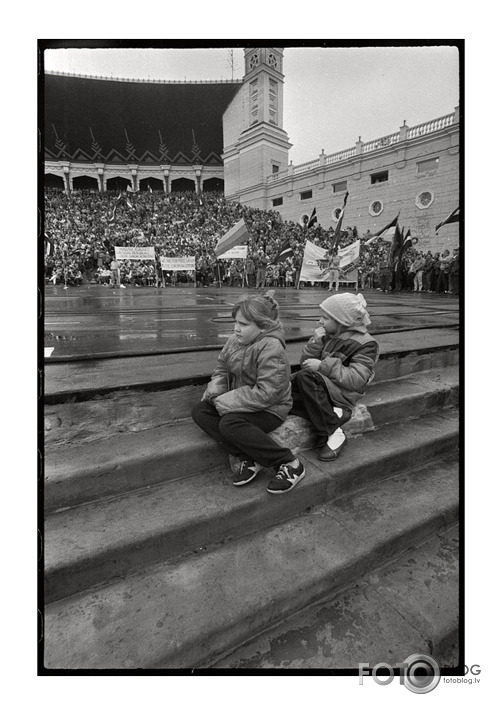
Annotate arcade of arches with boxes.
[44,173,224,194]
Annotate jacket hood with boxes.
[230,320,287,350]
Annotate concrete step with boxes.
[44,408,459,604]
[43,453,459,669]
[210,523,459,669]
[44,364,459,512]
[44,328,459,402]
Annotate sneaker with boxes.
[267,460,305,494]
[233,460,263,486]
[318,428,347,461]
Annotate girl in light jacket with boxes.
[192,291,305,494]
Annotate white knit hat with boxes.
[319,293,371,327]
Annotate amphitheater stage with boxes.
[43,284,460,401]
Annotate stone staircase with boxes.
[42,338,460,670]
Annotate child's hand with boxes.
[201,389,215,402]
[313,326,326,342]
[302,358,322,372]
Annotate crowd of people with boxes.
[44,188,459,294]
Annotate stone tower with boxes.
[222,47,292,206]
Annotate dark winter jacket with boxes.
[298,326,379,411]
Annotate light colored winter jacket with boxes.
[207,322,293,420]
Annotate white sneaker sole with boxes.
[233,464,263,486]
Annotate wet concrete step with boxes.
[210,523,459,670]
[44,409,459,604]
[43,453,458,669]
[44,351,459,446]
[43,329,459,401]
[44,365,459,512]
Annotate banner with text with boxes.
[299,240,360,283]
[217,245,248,260]
[160,256,196,271]
[114,246,156,261]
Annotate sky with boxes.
[42,43,460,166]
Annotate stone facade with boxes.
[223,49,460,254]
[259,115,460,254]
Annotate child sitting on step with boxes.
[192,291,305,494]
[291,293,379,461]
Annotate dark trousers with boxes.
[290,370,352,444]
[191,400,294,469]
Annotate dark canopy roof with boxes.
[44,72,242,165]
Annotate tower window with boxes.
[272,197,283,206]
[333,181,347,193]
[300,190,313,201]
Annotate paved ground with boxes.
[44,284,460,361]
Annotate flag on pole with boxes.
[307,208,318,229]
[402,229,413,252]
[214,218,250,258]
[390,224,403,265]
[435,207,460,233]
[332,191,349,249]
[364,214,399,245]
[271,240,295,264]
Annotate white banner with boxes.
[339,239,360,267]
[299,240,360,283]
[217,245,248,260]
[160,256,196,271]
[114,246,156,261]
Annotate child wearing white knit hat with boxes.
[290,293,379,460]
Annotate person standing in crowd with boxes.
[110,257,125,288]
[430,252,441,293]
[410,252,426,292]
[450,247,460,295]
[294,252,303,289]
[192,291,306,495]
[377,249,392,292]
[290,293,379,461]
[422,251,434,293]
[245,254,255,288]
[437,249,452,294]
[255,250,268,289]
[326,249,341,292]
